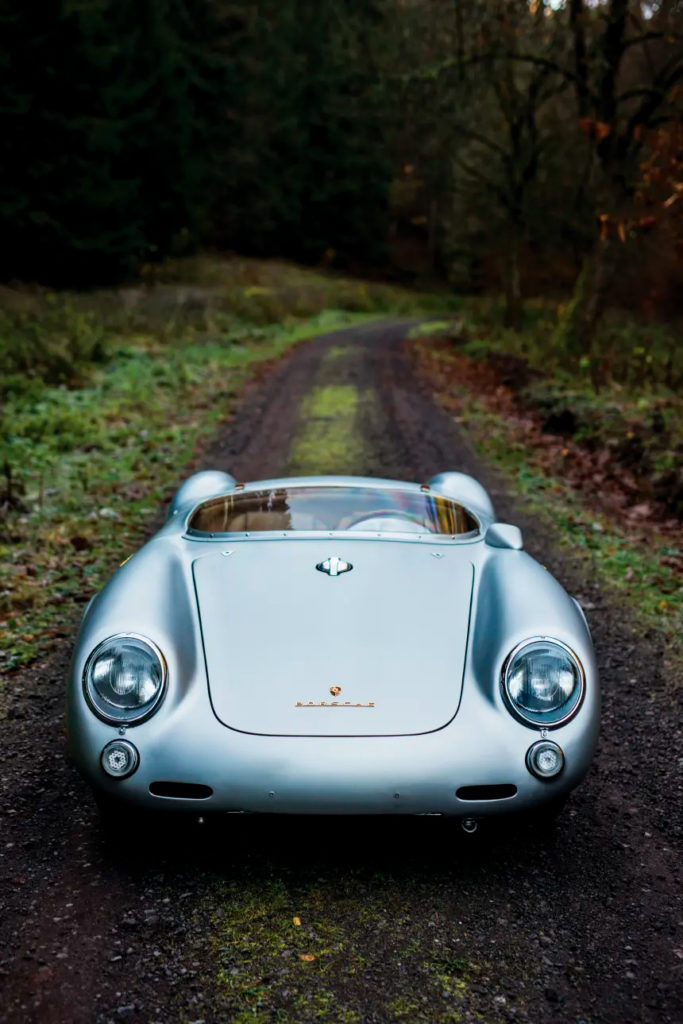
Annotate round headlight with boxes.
[84,634,166,724]
[502,637,584,727]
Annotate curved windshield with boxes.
[188,486,478,536]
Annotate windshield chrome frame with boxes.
[184,527,482,544]
[184,481,481,542]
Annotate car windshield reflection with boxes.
[188,485,478,536]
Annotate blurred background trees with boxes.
[386,0,682,341]
[0,1,681,346]
[0,0,214,283]
[0,0,391,282]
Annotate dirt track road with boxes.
[0,320,680,1024]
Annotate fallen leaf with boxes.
[300,954,316,962]
[293,916,301,927]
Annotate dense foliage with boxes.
[0,1,681,351]
[0,0,390,283]
[0,0,214,282]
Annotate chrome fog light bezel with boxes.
[526,740,565,779]
[100,739,140,779]
[83,633,167,725]
[501,636,585,728]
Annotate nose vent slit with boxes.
[456,784,517,801]
[150,782,213,800]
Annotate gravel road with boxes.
[0,320,680,1024]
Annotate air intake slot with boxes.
[150,782,213,800]
[456,784,517,801]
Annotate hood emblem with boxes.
[296,684,374,708]
[316,556,352,577]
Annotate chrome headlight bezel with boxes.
[501,636,585,729]
[83,633,167,725]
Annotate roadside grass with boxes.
[0,257,446,675]
[409,303,682,519]
[0,255,443,386]
[426,296,682,391]
[412,338,682,673]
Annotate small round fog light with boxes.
[526,740,564,779]
[101,739,139,779]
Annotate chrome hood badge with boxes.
[316,556,353,577]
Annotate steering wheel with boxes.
[344,509,428,532]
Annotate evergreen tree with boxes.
[208,0,391,266]
[0,0,212,283]
[0,0,392,282]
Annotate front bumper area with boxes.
[70,699,597,819]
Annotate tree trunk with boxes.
[579,234,615,343]
[427,198,439,272]
[553,233,617,359]
[503,242,523,329]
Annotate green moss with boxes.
[206,875,487,1024]
[212,880,362,1022]
[550,256,593,360]
[287,384,367,476]
[304,384,360,420]
[385,997,424,1020]
[407,319,452,339]
[325,345,355,360]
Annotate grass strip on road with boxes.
[288,383,366,476]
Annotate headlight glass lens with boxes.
[85,635,166,723]
[503,639,583,726]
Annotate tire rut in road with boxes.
[0,320,680,1024]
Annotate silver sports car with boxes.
[67,470,599,830]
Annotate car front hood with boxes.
[193,539,474,736]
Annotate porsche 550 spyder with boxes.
[67,470,599,829]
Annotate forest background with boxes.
[0,1,681,669]
[2,1,682,349]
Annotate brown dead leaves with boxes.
[411,338,681,545]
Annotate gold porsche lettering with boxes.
[295,701,375,708]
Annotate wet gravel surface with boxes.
[0,320,681,1023]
